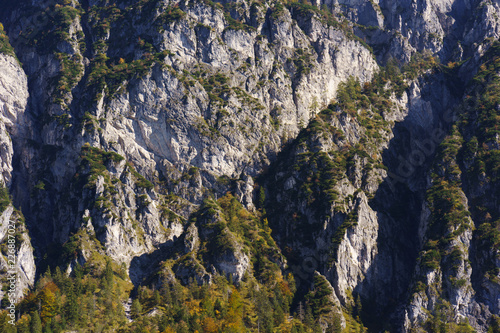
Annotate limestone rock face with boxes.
[0,54,28,187]
[326,0,500,63]
[0,205,35,301]
[91,2,378,188]
[0,53,33,299]
[0,0,379,283]
[1,0,500,331]
[330,191,379,304]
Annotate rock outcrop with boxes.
[0,54,28,187]
[0,205,35,301]
[0,52,34,300]
[1,0,500,331]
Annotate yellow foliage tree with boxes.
[223,288,245,332]
[201,317,218,333]
[39,288,58,323]
[162,328,176,333]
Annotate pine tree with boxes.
[72,263,83,296]
[30,312,42,333]
[258,186,266,209]
[153,290,161,305]
[44,321,53,333]
[0,311,16,333]
[172,282,184,305]
[297,302,305,321]
[158,313,170,332]
[327,313,342,333]
[214,298,223,319]
[304,305,315,328]
[201,295,214,317]
[355,294,362,320]
[53,267,64,290]
[131,299,142,319]
[161,282,172,305]
[66,282,79,323]
[103,259,113,290]
[272,297,285,326]
[256,290,273,332]
[45,266,52,279]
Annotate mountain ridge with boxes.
[0,0,499,331]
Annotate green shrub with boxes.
[0,184,10,214]
[23,4,81,53]
[126,162,153,189]
[0,23,16,59]
[157,5,186,27]
[223,12,255,32]
[270,3,285,20]
[53,53,84,104]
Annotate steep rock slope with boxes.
[0,53,28,187]
[0,37,35,304]
[322,0,500,63]
[261,54,459,330]
[403,42,500,332]
[0,0,500,331]
[1,0,378,266]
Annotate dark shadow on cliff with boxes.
[351,69,464,330]
[129,238,177,287]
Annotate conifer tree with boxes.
[44,321,53,333]
[0,311,16,333]
[66,282,79,323]
[161,282,172,305]
[30,312,42,333]
[131,299,142,319]
[201,295,214,317]
[103,259,113,290]
[328,313,342,333]
[53,267,63,290]
[214,298,223,319]
[153,290,161,305]
[16,314,31,333]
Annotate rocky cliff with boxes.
[0,50,35,305]
[0,0,500,331]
